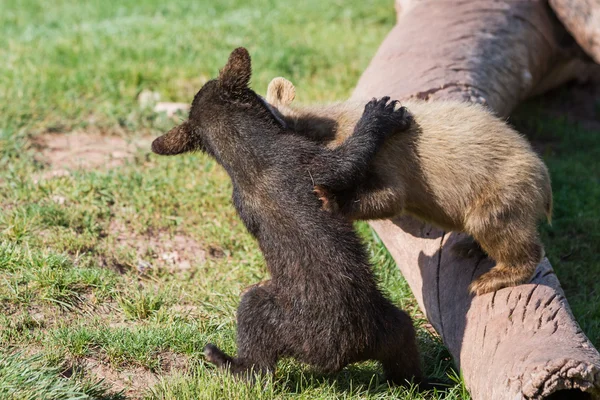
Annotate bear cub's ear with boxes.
[151,121,196,155]
[218,47,252,94]
[266,77,296,107]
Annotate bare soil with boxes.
[76,352,189,399]
[32,132,152,182]
[107,220,207,274]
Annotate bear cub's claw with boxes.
[361,97,412,137]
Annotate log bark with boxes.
[549,0,600,64]
[350,1,600,399]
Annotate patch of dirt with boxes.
[32,132,152,182]
[86,359,155,398]
[2,296,127,337]
[0,302,63,334]
[69,352,189,399]
[158,351,190,374]
[106,220,207,274]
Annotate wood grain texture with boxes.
[353,0,599,117]
[549,0,600,64]
[351,1,600,398]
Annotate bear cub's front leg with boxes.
[312,97,411,200]
[314,97,411,211]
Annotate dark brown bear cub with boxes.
[151,48,423,386]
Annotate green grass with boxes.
[0,0,598,398]
[0,351,122,400]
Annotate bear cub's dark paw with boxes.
[204,343,232,368]
[361,96,413,137]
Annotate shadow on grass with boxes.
[271,361,455,398]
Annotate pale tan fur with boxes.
[266,77,553,295]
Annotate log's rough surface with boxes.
[549,0,600,64]
[351,1,600,399]
[355,0,599,118]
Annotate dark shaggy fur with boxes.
[151,48,423,385]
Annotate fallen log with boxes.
[350,1,600,399]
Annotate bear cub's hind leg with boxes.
[204,284,283,381]
[468,227,543,295]
[451,237,486,260]
[376,308,423,386]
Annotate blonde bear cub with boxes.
[266,77,552,295]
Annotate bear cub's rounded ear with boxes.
[151,121,195,155]
[218,47,252,94]
[266,77,296,107]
